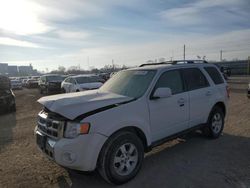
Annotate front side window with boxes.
[155,70,184,95]
[100,70,156,99]
[182,68,209,91]
[88,76,100,82]
[64,78,70,83]
[69,78,76,84]
[204,67,224,85]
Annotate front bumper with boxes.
[35,129,107,171]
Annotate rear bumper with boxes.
[35,129,107,171]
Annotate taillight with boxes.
[226,85,230,98]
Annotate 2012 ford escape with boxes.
[35,60,229,184]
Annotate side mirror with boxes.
[152,87,172,99]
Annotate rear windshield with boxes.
[46,76,63,82]
[204,67,224,85]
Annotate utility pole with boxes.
[112,59,114,71]
[183,44,186,61]
[220,50,223,62]
[87,56,89,69]
[248,56,250,75]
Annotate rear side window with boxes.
[182,68,209,91]
[204,67,224,85]
[155,70,184,95]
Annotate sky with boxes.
[0,0,250,72]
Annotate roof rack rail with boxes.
[139,60,208,67]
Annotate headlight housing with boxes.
[64,122,90,138]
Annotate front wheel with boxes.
[98,131,144,185]
[202,107,224,138]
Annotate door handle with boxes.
[206,91,212,96]
[177,98,185,107]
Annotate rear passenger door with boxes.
[63,78,71,93]
[68,78,76,92]
[149,69,189,141]
[182,68,212,127]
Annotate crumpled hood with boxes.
[38,90,133,120]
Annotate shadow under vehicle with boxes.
[0,76,16,114]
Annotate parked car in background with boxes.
[0,76,16,113]
[61,75,103,93]
[39,74,64,94]
[32,76,40,80]
[35,60,228,184]
[27,79,39,88]
[11,80,22,90]
[247,82,250,98]
[110,71,118,78]
[99,73,110,82]
[22,79,28,87]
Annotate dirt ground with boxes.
[0,77,249,188]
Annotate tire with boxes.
[61,88,66,93]
[202,106,224,138]
[40,88,43,94]
[98,131,144,185]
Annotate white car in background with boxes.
[11,80,22,90]
[61,75,103,93]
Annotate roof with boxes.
[71,74,98,78]
[130,60,214,71]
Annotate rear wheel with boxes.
[61,88,66,93]
[98,131,144,185]
[202,106,224,138]
[46,87,50,95]
[40,88,43,94]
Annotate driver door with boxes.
[148,69,189,142]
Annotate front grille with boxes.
[37,112,65,139]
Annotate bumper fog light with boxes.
[62,152,76,164]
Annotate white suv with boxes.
[61,75,103,93]
[35,60,229,184]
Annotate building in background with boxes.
[0,63,8,75]
[0,63,39,76]
[18,64,34,76]
[7,66,19,76]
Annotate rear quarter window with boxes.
[204,67,224,85]
[182,68,209,91]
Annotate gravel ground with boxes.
[0,77,249,188]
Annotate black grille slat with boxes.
[37,113,63,139]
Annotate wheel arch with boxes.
[100,126,149,154]
[213,101,226,116]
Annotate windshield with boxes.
[100,70,156,99]
[47,76,63,82]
